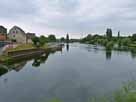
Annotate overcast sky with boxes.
[0,0,136,38]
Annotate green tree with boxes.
[132,34,136,41]
[106,28,112,39]
[60,37,65,42]
[39,35,48,46]
[81,34,92,43]
[86,34,92,41]
[32,37,39,46]
[121,38,132,46]
[48,34,56,42]
[118,31,120,39]
[66,34,69,43]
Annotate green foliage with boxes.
[39,35,48,46]
[80,32,136,52]
[50,98,61,102]
[132,34,136,41]
[32,37,39,46]
[60,37,65,42]
[66,34,69,43]
[88,81,136,102]
[120,38,132,46]
[48,35,56,42]
[106,28,112,39]
[105,41,114,50]
[81,34,92,43]
[32,36,48,47]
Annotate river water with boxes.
[0,43,136,102]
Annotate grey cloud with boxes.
[0,0,136,37]
[0,0,39,18]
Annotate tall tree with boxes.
[66,34,69,43]
[106,28,112,39]
[118,31,120,39]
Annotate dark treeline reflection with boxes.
[32,53,50,67]
[0,46,63,77]
[0,53,51,77]
[66,43,69,52]
[83,44,136,60]
[130,49,136,59]
[105,49,112,60]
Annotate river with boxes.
[0,43,136,102]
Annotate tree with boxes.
[106,28,112,39]
[39,35,48,46]
[66,34,69,43]
[48,34,56,42]
[86,34,92,40]
[32,37,39,46]
[132,34,136,41]
[60,37,65,42]
[118,31,120,39]
[81,34,92,43]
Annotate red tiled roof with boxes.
[0,34,6,41]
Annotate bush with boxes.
[105,41,114,50]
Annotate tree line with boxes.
[81,28,136,50]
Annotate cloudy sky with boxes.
[0,0,136,38]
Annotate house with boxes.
[26,33,36,43]
[0,35,6,41]
[0,26,10,47]
[8,26,27,44]
[0,26,7,35]
[0,26,7,39]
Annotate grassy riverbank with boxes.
[0,43,63,63]
[0,44,48,62]
[4,43,48,52]
[80,34,136,52]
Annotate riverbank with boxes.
[0,43,64,63]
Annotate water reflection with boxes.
[66,43,69,51]
[0,43,136,102]
[32,53,50,67]
[0,52,56,77]
[81,44,136,60]
[105,49,112,60]
[0,67,8,77]
[0,61,27,77]
[130,49,136,59]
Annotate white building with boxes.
[8,26,27,44]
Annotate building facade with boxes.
[0,26,7,35]
[26,33,36,43]
[8,26,27,44]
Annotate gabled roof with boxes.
[0,26,6,30]
[10,26,25,34]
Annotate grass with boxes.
[0,55,11,61]
[40,44,48,49]
[6,43,36,52]
[6,43,48,52]
[0,55,11,64]
[88,81,136,102]
[4,43,48,54]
